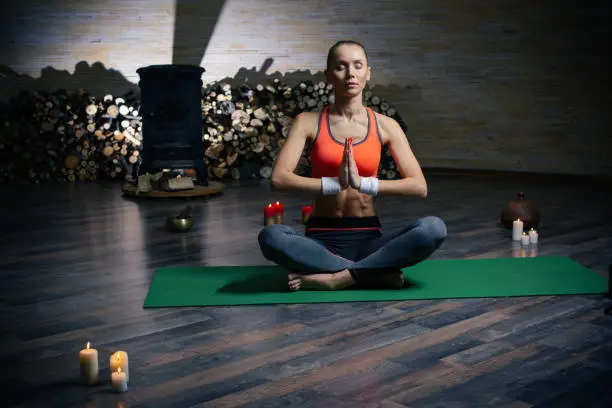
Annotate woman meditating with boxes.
[258,40,447,291]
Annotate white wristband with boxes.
[321,177,342,195]
[359,177,379,196]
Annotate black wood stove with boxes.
[136,64,207,185]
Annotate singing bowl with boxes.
[165,216,193,232]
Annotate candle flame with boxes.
[275,201,280,205]
[86,342,90,349]
[117,367,122,373]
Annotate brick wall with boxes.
[1,0,610,176]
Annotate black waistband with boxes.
[305,216,381,230]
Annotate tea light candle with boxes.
[521,232,530,245]
[111,367,128,393]
[529,228,538,244]
[512,218,524,241]
[79,342,99,385]
[110,350,129,381]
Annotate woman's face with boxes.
[326,44,371,97]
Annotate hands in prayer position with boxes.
[339,138,361,191]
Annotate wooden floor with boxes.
[1,172,612,408]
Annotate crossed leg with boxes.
[258,224,356,290]
[348,216,448,287]
[258,216,447,291]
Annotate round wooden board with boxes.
[122,180,225,198]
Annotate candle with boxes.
[110,351,129,381]
[111,367,128,393]
[512,218,523,241]
[521,232,530,245]
[264,203,276,226]
[79,342,99,385]
[302,205,313,224]
[274,201,284,214]
[272,201,284,225]
[528,228,538,244]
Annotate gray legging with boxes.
[258,215,447,288]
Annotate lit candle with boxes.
[521,232,530,245]
[264,203,276,226]
[111,367,128,393]
[512,218,523,241]
[272,201,284,224]
[110,351,129,381]
[79,342,99,385]
[528,228,538,244]
[274,201,284,214]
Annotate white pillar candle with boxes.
[110,351,129,381]
[79,342,99,385]
[111,368,128,393]
[529,228,538,244]
[512,218,524,241]
[521,232,530,245]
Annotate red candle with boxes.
[273,201,284,214]
[302,205,313,224]
[301,205,313,217]
[264,204,276,218]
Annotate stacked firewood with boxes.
[0,78,407,184]
[80,92,143,181]
[0,89,142,183]
[201,78,304,180]
[200,79,407,180]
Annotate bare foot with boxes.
[288,269,355,291]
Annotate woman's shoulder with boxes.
[294,110,321,123]
[371,110,405,144]
[289,111,322,140]
[371,109,400,127]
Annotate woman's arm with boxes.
[270,112,327,194]
[376,116,428,197]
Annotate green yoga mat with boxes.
[143,256,608,307]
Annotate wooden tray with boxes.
[122,181,225,198]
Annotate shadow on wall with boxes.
[0,62,140,103]
[0,58,422,122]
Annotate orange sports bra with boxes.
[310,106,383,179]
